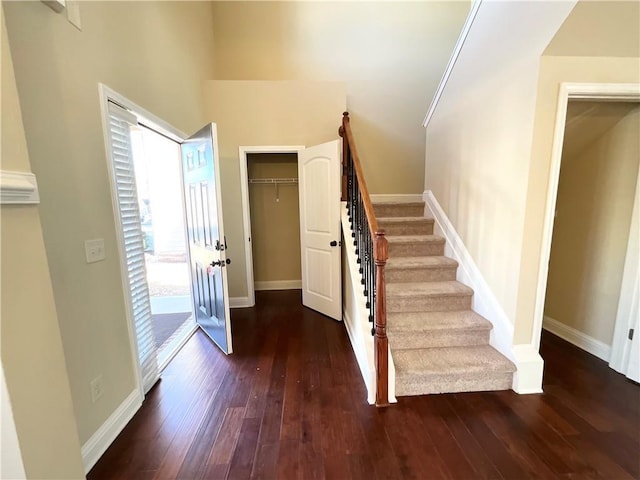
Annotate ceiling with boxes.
[562,101,639,160]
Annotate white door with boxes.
[181,124,232,354]
[298,140,342,320]
[610,177,639,379]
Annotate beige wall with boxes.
[248,154,301,285]
[424,1,576,326]
[1,8,85,479]
[544,105,639,344]
[205,80,346,298]
[424,0,640,350]
[210,1,469,195]
[515,54,640,344]
[4,1,216,445]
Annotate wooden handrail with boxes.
[339,113,380,238]
[339,112,389,407]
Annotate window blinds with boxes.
[107,101,159,394]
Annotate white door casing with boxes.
[298,140,342,320]
[181,124,232,354]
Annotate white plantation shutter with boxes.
[107,101,159,394]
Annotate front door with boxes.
[298,140,342,320]
[181,124,232,353]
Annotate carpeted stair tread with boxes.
[393,345,516,376]
[386,281,473,298]
[387,310,491,332]
[386,256,457,271]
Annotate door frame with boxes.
[98,84,197,397]
[533,82,640,362]
[238,145,304,307]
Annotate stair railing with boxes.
[339,112,389,407]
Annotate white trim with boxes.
[342,308,375,404]
[511,344,544,394]
[1,364,26,479]
[532,82,640,355]
[254,280,301,291]
[423,191,515,362]
[422,0,483,127]
[0,170,39,205]
[229,296,252,309]
[543,316,611,362]
[369,193,423,203]
[238,146,305,308]
[98,83,189,400]
[81,389,142,474]
[157,321,198,372]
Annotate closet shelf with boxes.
[249,178,298,185]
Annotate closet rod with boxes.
[248,178,298,185]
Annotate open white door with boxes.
[610,177,639,380]
[298,140,342,320]
[181,124,232,354]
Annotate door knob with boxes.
[330,240,339,247]
[225,258,231,265]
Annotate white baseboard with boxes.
[81,389,142,473]
[543,315,611,362]
[512,344,544,394]
[423,191,515,362]
[254,280,301,291]
[370,193,424,203]
[229,296,252,308]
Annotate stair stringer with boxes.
[341,203,397,405]
[422,191,544,393]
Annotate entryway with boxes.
[540,90,639,382]
[129,122,196,368]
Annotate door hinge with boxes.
[629,328,635,341]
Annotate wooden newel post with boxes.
[374,231,389,407]
[339,112,349,201]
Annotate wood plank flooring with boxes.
[88,290,640,479]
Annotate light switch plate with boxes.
[85,239,105,263]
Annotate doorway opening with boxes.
[129,125,197,368]
[238,143,343,320]
[538,88,639,383]
[239,147,304,307]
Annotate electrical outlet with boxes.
[90,375,104,403]
[85,238,105,263]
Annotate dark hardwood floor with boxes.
[88,290,640,480]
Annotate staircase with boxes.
[374,201,516,396]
